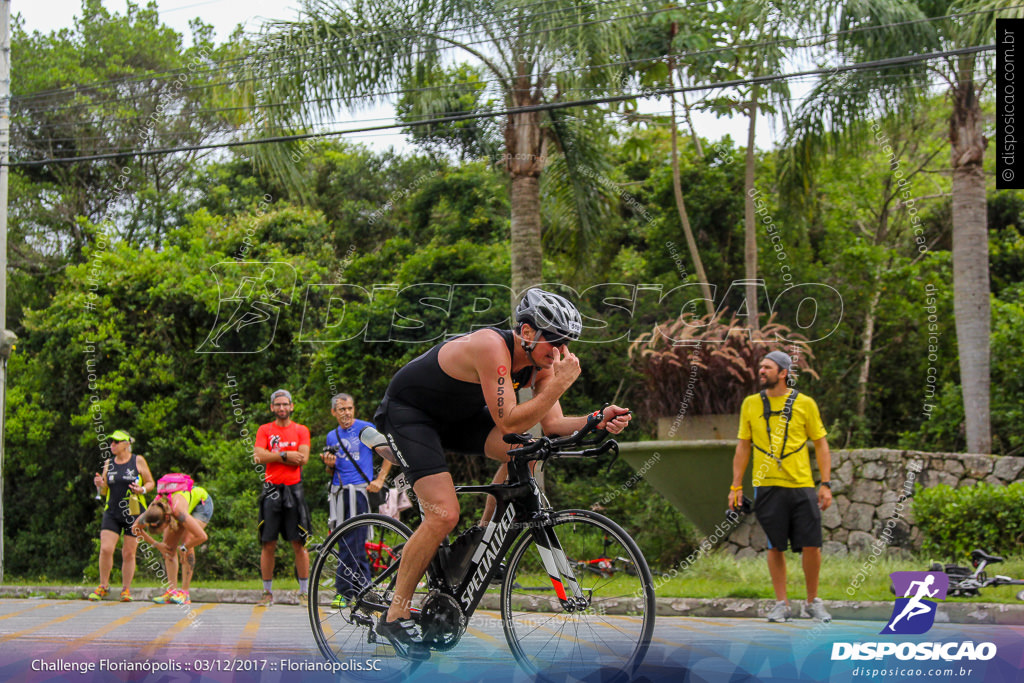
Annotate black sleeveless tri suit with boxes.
[376,328,533,483]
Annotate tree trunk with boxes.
[679,87,704,157]
[505,64,545,299]
[668,62,714,315]
[949,55,990,453]
[743,83,760,330]
[855,273,883,419]
[509,173,543,298]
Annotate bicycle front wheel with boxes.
[500,509,655,681]
[308,514,428,680]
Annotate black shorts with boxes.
[101,509,139,537]
[382,400,495,485]
[753,486,821,552]
[259,484,311,544]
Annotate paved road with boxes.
[1,599,1022,682]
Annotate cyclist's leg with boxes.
[387,471,459,622]
[382,402,460,622]
[479,437,539,526]
[440,413,510,528]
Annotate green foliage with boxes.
[396,63,500,161]
[11,0,238,256]
[914,482,1024,559]
[640,136,748,288]
[989,191,1024,298]
[900,294,1024,455]
[7,200,331,578]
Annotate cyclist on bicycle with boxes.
[372,288,631,658]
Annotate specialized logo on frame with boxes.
[883,571,948,635]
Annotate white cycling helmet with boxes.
[515,288,583,345]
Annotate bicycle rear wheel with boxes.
[500,509,655,682]
[308,514,429,680]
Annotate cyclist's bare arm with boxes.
[539,398,631,437]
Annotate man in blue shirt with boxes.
[321,393,392,608]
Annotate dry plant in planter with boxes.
[628,312,818,419]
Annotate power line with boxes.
[7,44,993,168]
[12,2,1012,120]
[11,7,1005,135]
[18,69,955,150]
[19,0,1007,107]
[6,46,969,146]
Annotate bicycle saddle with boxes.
[970,549,1004,565]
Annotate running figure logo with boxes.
[197,262,296,354]
[883,571,949,635]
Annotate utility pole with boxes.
[0,0,12,583]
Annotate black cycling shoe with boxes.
[375,617,431,661]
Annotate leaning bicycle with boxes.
[307,410,656,681]
[929,549,1024,600]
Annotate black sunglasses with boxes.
[541,331,570,348]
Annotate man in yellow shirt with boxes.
[728,350,833,623]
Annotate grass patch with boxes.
[8,552,1024,604]
[647,551,1024,604]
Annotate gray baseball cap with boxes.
[763,351,793,372]
[270,389,293,403]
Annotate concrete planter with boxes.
[657,414,740,441]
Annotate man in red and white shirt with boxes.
[254,389,311,607]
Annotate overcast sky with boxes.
[16,0,291,41]
[14,0,782,154]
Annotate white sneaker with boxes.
[766,600,792,622]
[807,597,832,623]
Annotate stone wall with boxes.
[722,449,1024,558]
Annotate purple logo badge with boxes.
[882,571,949,635]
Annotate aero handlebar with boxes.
[502,409,624,462]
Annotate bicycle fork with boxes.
[532,523,590,611]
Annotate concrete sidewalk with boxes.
[3,585,1023,625]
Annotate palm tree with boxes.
[785,1,1017,453]
[237,0,638,296]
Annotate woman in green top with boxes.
[133,484,213,605]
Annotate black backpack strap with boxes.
[757,389,801,461]
[782,388,800,422]
[334,427,373,486]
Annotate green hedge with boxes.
[913,481,1024,559]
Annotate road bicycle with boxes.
[928,549,1024,600]
[307,410,656,681]
[569,531,640,578]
